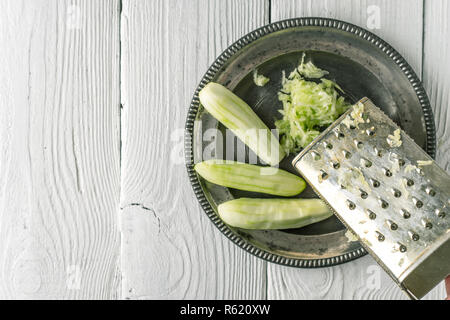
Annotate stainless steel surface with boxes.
[293,97,450,298]
[185,18,436,267]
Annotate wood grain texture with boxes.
[424,0,450,170]
[271,0,424,76]
[120,0,269,299]
[0,0,121,299]
[0,0,447,300]
[422,0,450,299]
[268,256,411,300]
[269,0,445,300]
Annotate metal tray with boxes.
[184,18,435,268]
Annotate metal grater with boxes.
[292,97,450,300]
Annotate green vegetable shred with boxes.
[275,53,351,154]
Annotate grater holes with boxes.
[408,231,420,241]
[334,130,345,139]
[412,197,423,208]
[331,161,340,169]
[319,170,329,182]
[346,200,356,210]
[406,179,414,187]
[386,219,398,231]
[425,186,436,197]
[383,168,392,177]
[366,127,376,136]
[354,140,363,149]
[392,188,401,198]
[421,219,433,229]
[374,147,383,157]
[398,243,407,253]
[342,150,352,159]
[376,231,385,242]
[370,178,380,188]
[360,190,368,199]
[435,208,446,218]
[323,141,333,149]
[311,151,321,161]
[379,198,389,209]
[366,209,377,220]
[361,158,372,168]
[401,209,411,219]
[398,159,406,167]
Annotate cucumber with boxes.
[218,198,333,230]
[199,82,285,166]
[195,160,306,197]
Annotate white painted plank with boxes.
[422,0,450,299]
[120,0,269,299]
[424,0,450,170]
[0,0,121,299]
[268,256,411,299]
[271,0,424,77]
[269,0,445,300]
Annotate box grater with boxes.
[292,97,450,300]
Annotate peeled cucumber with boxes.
[218,198,333,230]
[195,160,306,196]
[199,82,285,166]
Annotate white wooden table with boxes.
[0,0,448,300]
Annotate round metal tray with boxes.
[185,18,436,268]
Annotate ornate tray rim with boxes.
[184,17,436,268]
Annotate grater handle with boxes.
[446,276,450,300]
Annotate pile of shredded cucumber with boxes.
[275,54,351,154]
